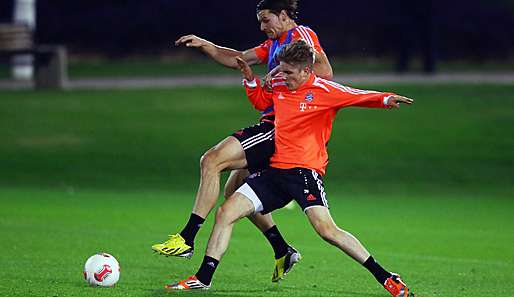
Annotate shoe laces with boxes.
[177,276,195,286]
[164,234,182,245]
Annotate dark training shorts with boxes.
[238,167,329,214]
[231,116,275,174]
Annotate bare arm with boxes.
[313,51,333,79]
[175,34,261,69]
[236,57,255,81]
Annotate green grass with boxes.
[0,188,513,297]
[0,84,513,296]
[67,59,269,78]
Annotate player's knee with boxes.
[200,149,222,172]
[214,205,229,225]
[215,203,236,225]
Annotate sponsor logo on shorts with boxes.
[311,170,327,206]
[248,172,261,179]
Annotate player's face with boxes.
[279,62,311,91]
[257,10,287,39]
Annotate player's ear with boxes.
[279,10,288,21]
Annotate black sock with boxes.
[179,213,205,247]
[363,256,392,285]
[195,256,219,285]
[263,225,289,259]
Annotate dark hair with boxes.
[277,40,314,69]
[256,0,299,21]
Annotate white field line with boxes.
[1,73,514,90]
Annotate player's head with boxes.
[277,40,314,90]
[256,0,299,39]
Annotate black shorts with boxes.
[240,167,329,214]
[232,117,275,174]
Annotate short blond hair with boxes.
[277,40,314,69]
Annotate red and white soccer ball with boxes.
[83,253,120,287]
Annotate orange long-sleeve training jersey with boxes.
[244,74,395,176]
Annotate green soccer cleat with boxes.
[151,234,193,258]
[272,246,301,282]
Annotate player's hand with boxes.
[264,66,281,91]
[386,95,414,108]
[175,34,209,48]
[236,57,255,81]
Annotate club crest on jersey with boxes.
[305,91,314,102]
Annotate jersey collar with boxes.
[296,73,316,91]
[275,26,297,43]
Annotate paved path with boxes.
[1,73,513,90]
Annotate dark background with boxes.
[1,0,514,63]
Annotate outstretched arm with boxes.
[341,92,414,109]
[175,34,261,68]
[323,81,414,109]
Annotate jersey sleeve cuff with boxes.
[243,78,258,88]
[383,95,393,106]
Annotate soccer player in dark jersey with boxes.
[152,0,332,282]
[166,40,413,297]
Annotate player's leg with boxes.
[167,167,296,289]
[225,169,277,232]
[305,207,411,296]
[205,193,255,259]
[223,169,248,202]
[289,169,411,296]
[192,136,247,217]
[166,191,258,289]
[152,136,246,257]
[225,146,300,282]
[305,206,371,262]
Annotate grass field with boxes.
[0,84,513,296]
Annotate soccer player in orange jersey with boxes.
[153,0,332,282]
[167,40,413,297]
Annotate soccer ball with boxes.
[83,253,120,287]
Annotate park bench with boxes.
[0,23,67,89]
